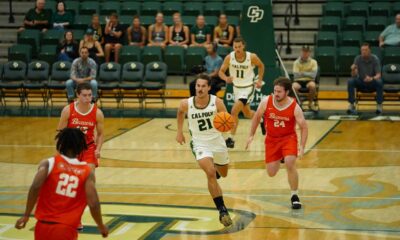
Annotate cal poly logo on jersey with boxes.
[247,6,264,23]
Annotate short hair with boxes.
[195,74,211,86]
[76,82,92,95]
[80,46,89,53]
[233,37,246,45]
[361,42,370,49]
[273,77,292,92]
[56,128,88,157]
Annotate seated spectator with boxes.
[18,0,51,33]
[292,46,318,111]
[347,43,383,115]
[148,12,169,48]
[213,14,235,47]
[190,15,211,47]
[104,13,124,63]
[379,14,400,47]
[79,29,104,64]
[190,43,224,96]
[168,12,189,48]
[87,14,104,44]
[57,30,79,62]
[127,16,147,47]
[66,47,98,102]
[52,1,73,30]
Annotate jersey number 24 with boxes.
[274,120,286,128]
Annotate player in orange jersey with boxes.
[15,128,108,239]
[57,82,104,170]
[246,77,308,209]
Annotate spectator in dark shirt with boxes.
[347,43,383,115]
[168,12,190,48]
[52,1,73,30]
[104,13,124,63]
[148,12,169,48]
[57,30,79,62]
[87,14,104,45]
[127,16,147,47]
[190,15,211,47]
[213,14,235,47]
[18,0,51,33]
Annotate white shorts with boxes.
[233,85,255,104]
[190,136,229,165]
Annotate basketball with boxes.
[213,112,234,132]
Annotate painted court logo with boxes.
[247,6,264,23]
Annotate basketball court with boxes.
[0,117,399,239]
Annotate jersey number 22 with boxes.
[56,173,79,198]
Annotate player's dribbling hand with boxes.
[99,224,109,238]
[176,132,185,145]
[255,80,263,89]
[245,136,254,150]
[15,216,29,229]
[225,76,234,84]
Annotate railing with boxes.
[284,4,293,55]
[9,0,14,23]
[275,33,284,56]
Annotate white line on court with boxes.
[0,144,399,153]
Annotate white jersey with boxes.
[188,95,221,142]
[229,51,255,87]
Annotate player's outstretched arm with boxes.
[215,97,228,113]
[251,54,265,89]
[15,160,49,229]
[85,171,108,238]
[218,55,233,83]
[246,97,267,150]
[294,104,308,158]
[57,105,70,131]
[176,99,188,145]
[95,109,105,159]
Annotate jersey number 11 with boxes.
[236,70,244,79]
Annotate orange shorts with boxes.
[35,221,77,240]
[265,134,298,163]
[79,143,98,167]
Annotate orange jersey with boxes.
[35,155,91,228]
[67,102,97,144]
[264,95,297,138]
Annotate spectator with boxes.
[127,16,147,47]
[18,0,51,33]
[168,12,190,48]
[52,1,73,30]
[190,15,211,47]
[379,14,400,47]
[66,47,98,102]
[189,43,224,96]
[148,12,169,48]
[57,30,79,62]
[347,43,383,115]
[213,14,235,47]
[292,46,318,111]
[104,13,124,63]
[79,29,104,64]
[87,14,104,44]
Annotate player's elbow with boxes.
[87,198,100,209]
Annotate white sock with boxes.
[291,190,298,197]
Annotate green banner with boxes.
[223,0,282,112]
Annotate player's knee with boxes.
[292,82,301,91]
[267,170,277,177]
[307,81,316,89]
[205,168,217,179]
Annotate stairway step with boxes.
[0,2,34,15]
[272,3,322,16]
[274,16,320,30]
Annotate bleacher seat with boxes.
[344,16,366,31]
[41,29,64,46]
[364,31,380,47]
[18,29,40,57]
[323,2,345,17]
[0,61,26,107]
[366,16,387,32]
[79,1,99,15]
[119,46,141,65]
[383,47,400,65]
[316,31,337,47]
[370,2,391,17]
[315,46,337,77]
[142,62,167,109]
[348,2,369,17]
[217,46,232,59]
[142,46,163,66]
[38,45,58,66]
[98,62,121,106]
[319,16,341,32]
[204,2,224,16]
[382,64,400,99]
[8,44,32,63]
[337,46,359,76]
[185,46,207,74]
[141,2,162,16]
[121,2,140,15]
[72,15,92,30]
[120,62,144,108]
[67,1,80,16]
[164,46,186,76]
[24,60,50,108]
[224,2,242,16]
[163,2,183,15]
[100,1,120,15]
[183,2,203,16]
[340,31,363,47]
[48,61,71,107]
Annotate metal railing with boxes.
[9,0,14,23]
[284,4,293,55]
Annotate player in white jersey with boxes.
[219,37,265,148]
[176,74,232,227]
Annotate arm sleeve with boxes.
[70,61,77,79]
[380,25,390,38]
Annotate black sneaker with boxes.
[280,159,285,164]
[219,211,233,227]
[260,121,266,135]
[225,138,235,148]
[291,194,302,209]
[216,171,221,179]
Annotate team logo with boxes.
[247,6,264,23]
